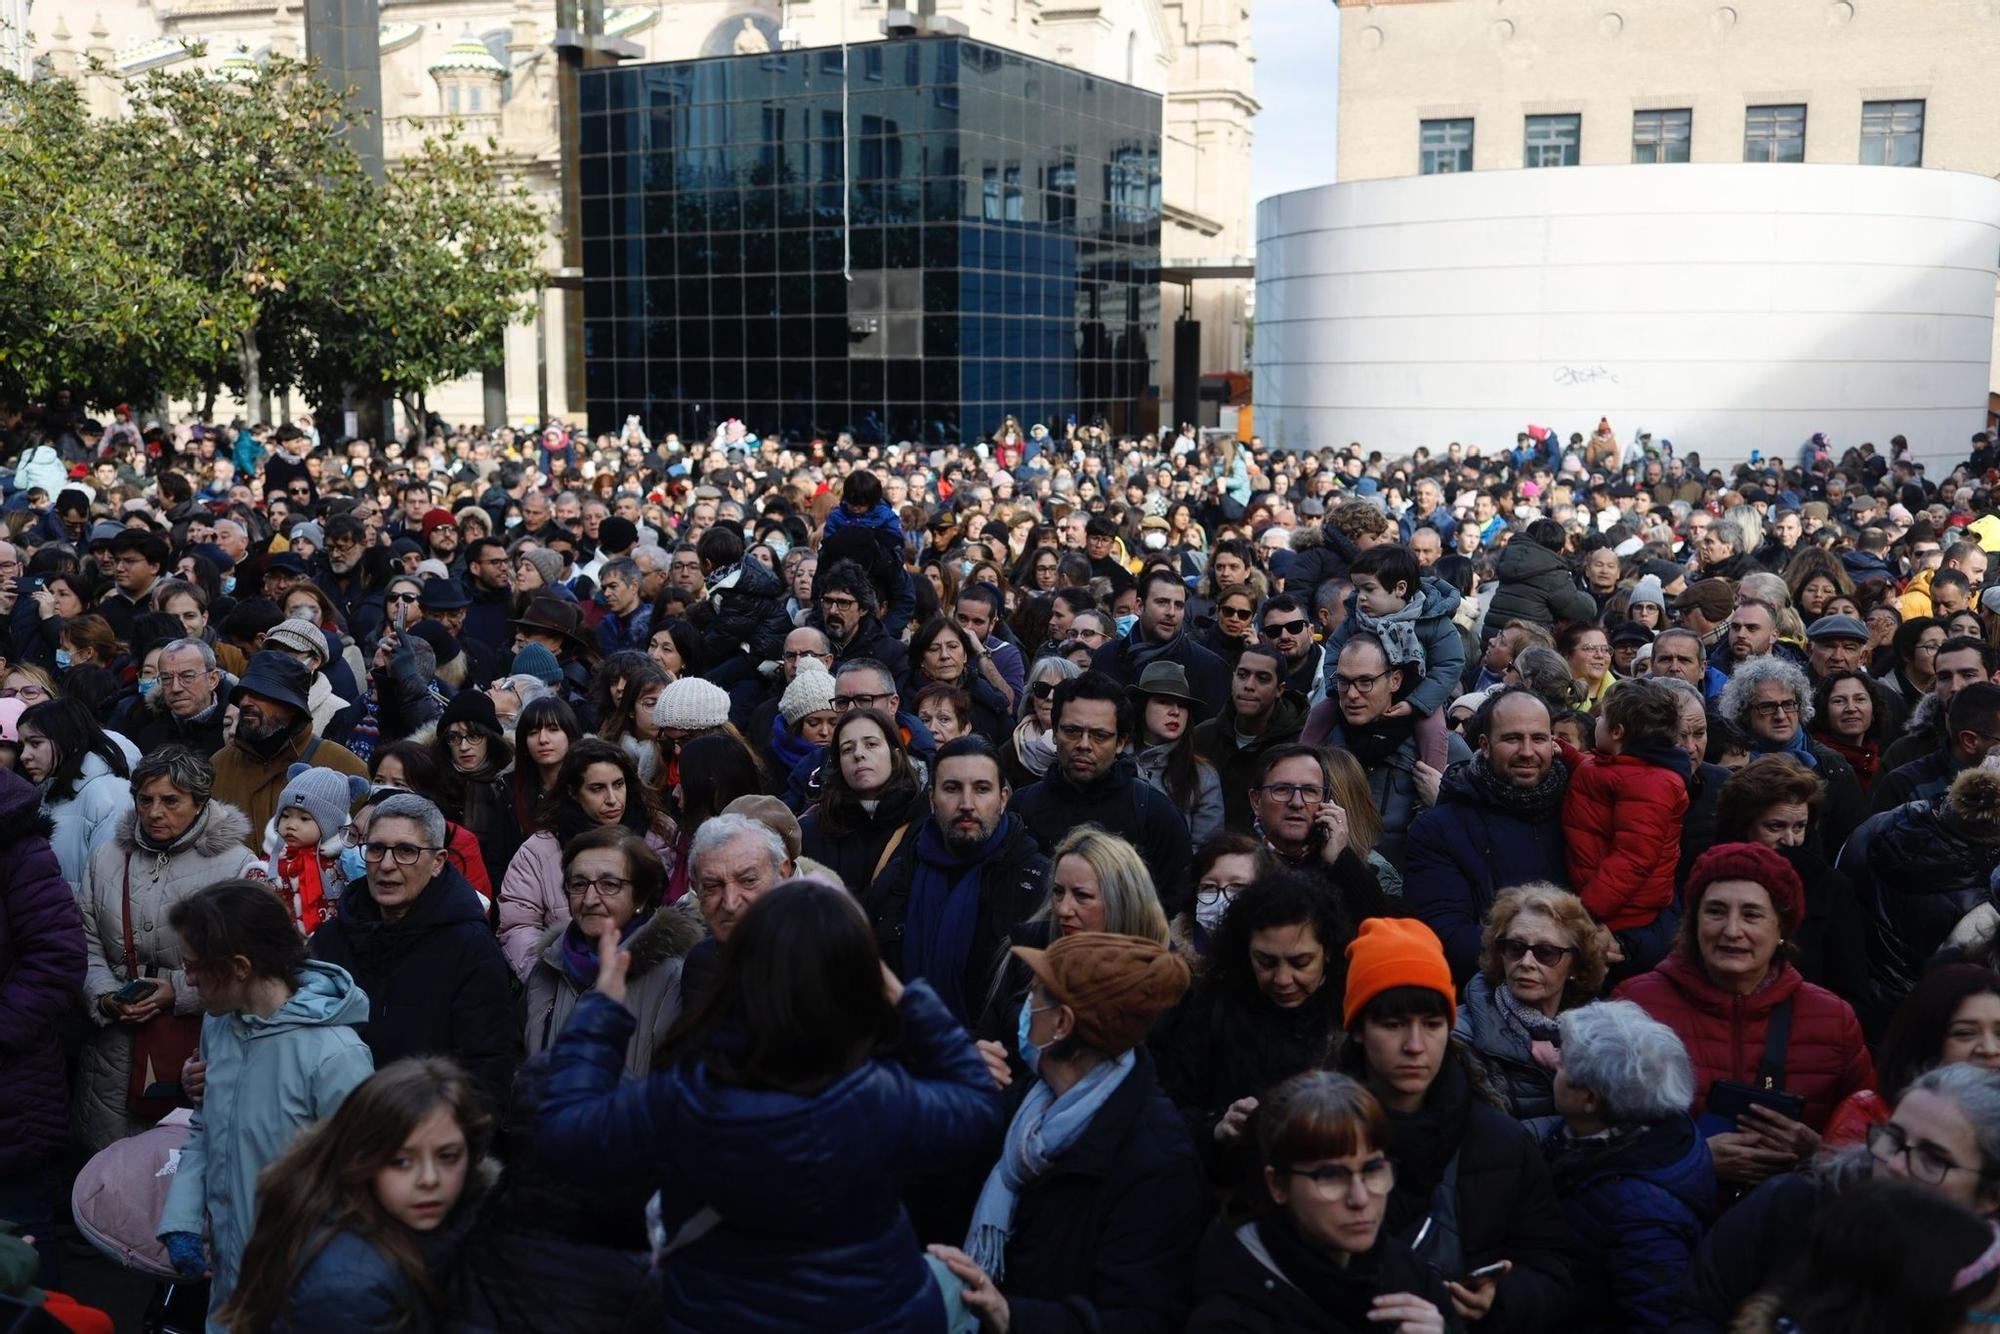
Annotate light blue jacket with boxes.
[159,960,374,1333]
[46,740,138,891]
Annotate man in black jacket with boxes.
[1089,567,1229,725]
[812,557,910,686]
[310,792,516,1109]
[1011,672,1192,910]
[868,737,1048,1023]
[130,638,230,757]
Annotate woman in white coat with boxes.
[18,696,138,889]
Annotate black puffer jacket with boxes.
[1282,521,1361,597]
[698,557,793,668]
[1011,756,1194,912]
[1187,1216,1457,1334]
[1837,772,2000,1034]
[1483,541,1596,635]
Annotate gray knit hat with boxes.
[264,617,329,667]
[288,520,324,549]
[518,547,564,587]
[654,676,731,731]
[278,763,370,845]
[1628,574,1667,612]
[779,658,837,727]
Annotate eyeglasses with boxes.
[1868,1122,1994,1185]
[0,684,48,701]
[564,874,633,901]
[1029,680,1058,699]
[821,595,860,613]
[1256,781,1330,805]
[1217,605,1253,621]
[1750,699,1801,718]
[1055,723,1119,746]
[1335,672,1387,695]
[1263,618,1309,638]
[1498,937,1577,968]
[1072,627,1108,643]
[1284,1157,1395,1199]
[782,649,832,663]
[835,691,893,712]
[361,842,441,866]
[1195,879,1249,906]
[443,728,485,747]
[158,670,211,688]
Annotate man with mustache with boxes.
[208,652,366,850]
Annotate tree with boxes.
[0,72,215,410]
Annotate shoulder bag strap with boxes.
[120,852,144,981]
[1756,998,1795,1090]
[872,822,912,883]
[301,734,322,765]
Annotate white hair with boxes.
[689,813,786,881]
[1557,1000,1696,1123]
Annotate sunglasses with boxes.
[1218,605,1253,620]
[387,592,420,604]
[1263,618,1309,638]
[1029,680,1058,699]
[1498,938,1576,968]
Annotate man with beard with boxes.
[421,508,464,575]
[1257,592,1324,706]
[1191,643,1308,831]
[209,652,366,850]
[867,737,1048,1023]
[1010,671,1191,907]
[460,537,514,653]
[1089,567,1229,724]
[812,558,909,684]
[316,512,389,645]
[1404,688,1572,982]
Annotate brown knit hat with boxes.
[1012,933,1190,1054]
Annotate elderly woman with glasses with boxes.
[998,655,1080,790]
[1455,883,1611,1145]
[1716,655,1869,858]
[72,745,262,1151]
[1545,1000,1714,1334]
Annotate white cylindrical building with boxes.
[1255,163,2000,470]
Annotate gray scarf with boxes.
[1352,589,1429,674]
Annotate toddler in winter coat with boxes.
[265,764,372,935]
[1324,544,1466,770]
[1563,680,1691,977]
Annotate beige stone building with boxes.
[32,0,1254,429]
[1333,0,2000,389]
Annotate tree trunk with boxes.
[238,328,263,425]
[200,377,218,421]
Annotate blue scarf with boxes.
[904,815,1010,1021]
[559,910,652,986]
[1752,725,1819,770]
[769,710,820,775]
[964,1050,1136,1281]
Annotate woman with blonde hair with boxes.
[1455,882,1612,1143]
[1322,746,1403,896]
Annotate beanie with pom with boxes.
[1945,766,2000,845]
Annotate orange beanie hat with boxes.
[1343,917,1456,1028]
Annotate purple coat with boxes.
[0,765,86,1174]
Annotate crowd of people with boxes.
[6,407,2000,1331]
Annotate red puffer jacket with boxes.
[1561,747,1689,930]
[1615,954,1875,1132]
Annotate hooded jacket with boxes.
[1010,755,1194,911]
[158,961,374,1324]
[1405,756,1570,983]
[1613,954,1874,1132]
[1281,521,1362,597]
[1485,541,1596,634]
[700,556,793,667]
[74,802,263,1152]
[1838,774,2000,1033]
[310,864,517,1110]
[523,902,704,1076]
[1546,1115,1714,1334]
[1562,747,1690,932]
[0,773,83,1176]
[1323,576,1467,719]
[535,983,1004,1332]
[1191,689,1310,831]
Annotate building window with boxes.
[1861,99,1924,166]
[1632,108,1691,163]
[1419,118,1473,175]
[1524,114,1580,168]
[1744,104,1806,163]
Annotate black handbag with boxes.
[1706,997,1807,1125]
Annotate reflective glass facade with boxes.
[578,38,1163,444]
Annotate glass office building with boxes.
[578,37,1163,444]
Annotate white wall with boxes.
[1255,163,2000,470]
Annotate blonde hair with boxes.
[1322,747,1384,860]
[1041,826,1169,944]
[1478,882,1611,999]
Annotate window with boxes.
[1419,118,1473,175]
[1632,108,1691,163]
[1861,99,1924,166]
[1745,104,1806,163]
[1524,114,1580,168]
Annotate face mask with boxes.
[1115,613,1138,637]
[1016,1001,1044,1075]
[959,559,974,577]
[338,844,368,883]
[767,535,791,561]
[54,649,71,669]
[1142,530,1167,550]
[138,677,159,698]
[1195,890,1234,936]
[221,576,236,595]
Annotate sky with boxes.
[1249,0,1342,235]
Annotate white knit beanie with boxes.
[779,658,837,728]
[654,676,731,731]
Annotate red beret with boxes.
[1684,842,1804,934]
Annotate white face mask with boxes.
[1195,889,1234,935]
[1142,530,1168,550]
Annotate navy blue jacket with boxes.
[535,982,1004,1333]
[1547,1117,1714,1334]
[1090,629,1231,726]
[1404,762,1568,983]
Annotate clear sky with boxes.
[1249,0,1341,238]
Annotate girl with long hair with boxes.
[220,1058,494,1334]
[799,708,926,893]
[18,694,134,887]
[597,659,670,787]
[1129,666,1224,846]
[509,695,582,833]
